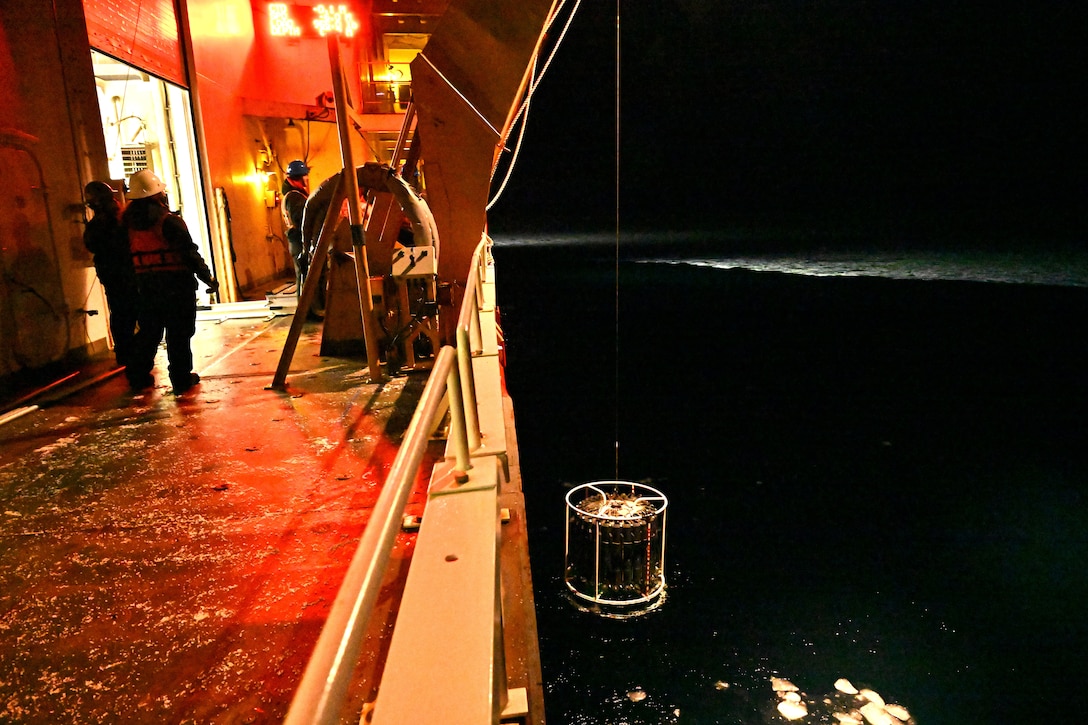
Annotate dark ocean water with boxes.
[492,232,1088,725]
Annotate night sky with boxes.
[487,1,1086,244]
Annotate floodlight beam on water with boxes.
[564,481,668,609]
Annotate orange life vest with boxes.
[129,216,187,274]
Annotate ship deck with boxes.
[0,307,542,723]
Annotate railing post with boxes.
[456,326,482,451]
[492,530,510,719]
[445,354,472,476]
[469,295,483,354]
[453,238,489,449]
[470,249,486,352]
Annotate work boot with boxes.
[128,373,154,391]
[171,372,200,394]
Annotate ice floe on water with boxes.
[835,678,859,695]
[614,675,913,724]
[769,675,914,724]
[771,677,799,692]
[778,698,808,720]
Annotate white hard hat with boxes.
[127,169,167,199]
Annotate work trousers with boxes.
[287,228,307,292]
[98,271,140,367]
[127,273,198,387]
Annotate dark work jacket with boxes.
[83,210,134,280]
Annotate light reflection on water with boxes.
[493,230,1088,287]
[649,250,1088,287]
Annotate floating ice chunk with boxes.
[885,703,912,721]
[777,700,808,720]
[859,689,885,707]
[627,689,647,702]
[860,701,895,725]
[714,681,730,690]
[771,677,799,692]
[835,678,859,695]
[833,712,863,724]
[782,691,802,702]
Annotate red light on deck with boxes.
[266,2,359,39]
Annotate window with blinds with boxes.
[121,145,149,176]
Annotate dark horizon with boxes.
[487,2,1086,244]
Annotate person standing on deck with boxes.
[82,181,139,368]
[122,170,218,394]
[281,159,310,294]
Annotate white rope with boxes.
[485,58,533,211]
[486,0,583,210]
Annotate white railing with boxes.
[284,235,504,724]
[454,238,491,451]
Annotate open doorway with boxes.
[90,51,214,291]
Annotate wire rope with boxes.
[613,0,622,479]
[109,0,147,155]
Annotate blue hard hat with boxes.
[286,160,310,178]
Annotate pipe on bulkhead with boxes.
[0,128,72,368]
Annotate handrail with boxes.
[284,238,495,723]
[458,234,491,355]
[283,345,468,725]
[453,235,493,452]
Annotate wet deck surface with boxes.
[0,314,433,722]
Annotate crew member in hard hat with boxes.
[122,169,219,394]
[281,159,310,294]
[82,181,139,367]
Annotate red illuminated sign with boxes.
[267,3,360,38]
